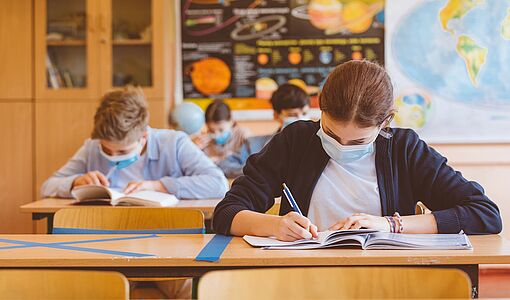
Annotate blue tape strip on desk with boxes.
[195,234,232,262]
[0,235,158,257]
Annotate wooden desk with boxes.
[21,198,282,233]
[0,234,509,297]
[20,198,222,233]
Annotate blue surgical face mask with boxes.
[99,140,144,170]
[316,124,379,164]
[213,130,232,146]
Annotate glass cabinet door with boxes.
[36,0,98,98]
[102,0,162,96]
[112,0,152,88]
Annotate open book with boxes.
[243,229,472,250]
[71,185,179,207]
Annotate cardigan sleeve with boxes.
[212,130,291,235]
[405,130,502,234]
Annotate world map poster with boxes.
[178,0,385,118]
[386,0,510,143]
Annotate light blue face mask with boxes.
[213,130,232,146]
[99,141,143,170]
[316,125,379,164]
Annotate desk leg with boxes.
[32,213,55,234]
[204,219,213,234]
[457,264,479,299]
[192,277,199,299]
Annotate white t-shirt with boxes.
[308,151,381,231]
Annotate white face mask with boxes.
[316,123,380,164]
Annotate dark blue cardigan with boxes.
[213,121,502,235]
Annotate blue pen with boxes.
[282,183,303,216]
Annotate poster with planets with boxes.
[178,0,385,119]
[386,0,510,143]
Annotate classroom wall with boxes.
[239,120,510,239]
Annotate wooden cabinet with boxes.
[34,0,170,207]
[0,0,34,233]
[0,0,33,99]
[35,0,166,99]
[0,0,171,233]
[0,103,34,233]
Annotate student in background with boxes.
[192,100,249,178]
[41,87,228,298]
[244,83,310,155]
[213,60,502,241]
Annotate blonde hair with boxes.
[91,87,149,144]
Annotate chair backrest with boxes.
[265,203,280,215]
[0,270,129,299]
[416,201,432,215]
[53,207,205,234]
[198,267,471,299]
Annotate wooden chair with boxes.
[53,207,205,233]
[198,267,472,299]
[53,207,204,299]
[265,203,280,215]
[416,201,432,215]
[0,270,129,299]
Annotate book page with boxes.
[243,229,375,248]
[319,229,377,244]
[243,235,320,247]
[114,191,178,207]
[364,233,473,250]
[107,188,125,201]
[71,185,113,202]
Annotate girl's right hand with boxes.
[273,212,318,241]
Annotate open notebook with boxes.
[71,185,179,207]
[243,229,472,250]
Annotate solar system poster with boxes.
[178,0,385,118]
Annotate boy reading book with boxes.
[41,87,228,200]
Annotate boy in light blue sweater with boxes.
[41,87,229,200]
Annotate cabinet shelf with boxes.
[47,40,86,46]
[112,39,152,46]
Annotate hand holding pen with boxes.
[274,183,318,241]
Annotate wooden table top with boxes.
[20,198,223,219]
[0,234,509,268]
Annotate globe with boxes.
[171,102,205,135]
